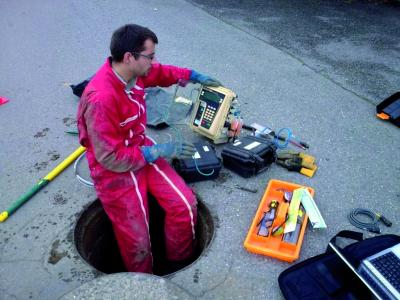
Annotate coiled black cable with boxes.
[348,208,392,234]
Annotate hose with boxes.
[74,151,94,187]
[274,128,292,149]
[348,208,392,234]
[194,156,214,176]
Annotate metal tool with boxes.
[271,215,289,236]
[257,200,279,237]
[276,188,293,202]
[243,123,309,150]
[283,206,305,244]
[235,185,258,193]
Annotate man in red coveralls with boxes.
[77,24,221,273]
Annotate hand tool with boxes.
[242,123,309,150]
[65,130,78,135]
[271,215,289,236]
[283,206,305,244]
[284,188,302,234]
[271,201,290,236]
[275,188,293,202]
[257,200,279,237]
[234,185,258,193]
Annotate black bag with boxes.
[278,230,400,300]
[376,92,400,127]
[70,77,92,97]
[221,135,276,178]
[172,141,222,183]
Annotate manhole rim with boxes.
[72,199,104,275]
[73,197,216,277]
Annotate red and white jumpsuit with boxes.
[77,58,197,273]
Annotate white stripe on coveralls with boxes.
[150,163,196,239]
[129,171,153,266]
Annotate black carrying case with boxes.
[221,135,276,178]
[172,141,221,183]
[70,77,92,97]
[376,92,400,127]
[278,230,400,300]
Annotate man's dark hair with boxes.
[110,24,158,62]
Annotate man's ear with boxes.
[123,52,134,64]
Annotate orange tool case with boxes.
[244,179,314,262]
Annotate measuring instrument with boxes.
[189,85,240,144]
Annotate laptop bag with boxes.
[278,230,400,300]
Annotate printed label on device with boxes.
[244,141,261,150]
[193,152,201,159]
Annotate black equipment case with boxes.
[278,230,400,300]
[376,92,400,127]
[172,141,222,183]
[221,135,276,178]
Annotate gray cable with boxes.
[348,208,381,234]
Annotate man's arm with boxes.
[141,63,191,88]
[82,93,147,173]
[142,63,221,88]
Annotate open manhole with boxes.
[74,196,214,276]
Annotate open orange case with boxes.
[244,179,314,262]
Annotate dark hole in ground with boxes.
[74,196,214,276]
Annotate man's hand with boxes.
[178,142,198,159]
[142,141,197,162]
[190,70,221,87]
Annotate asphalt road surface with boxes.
[189,0,400,104]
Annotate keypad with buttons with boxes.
[371,252,400,290]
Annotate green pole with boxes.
[0,179,50,221]
[0,146,86,222]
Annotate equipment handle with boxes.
[326,230,364,252]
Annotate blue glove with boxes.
[142,141,197,163]
[190,70,221,87]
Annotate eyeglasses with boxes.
[130,52,155,61]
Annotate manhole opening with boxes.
[74,197,214,276]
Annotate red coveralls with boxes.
[77,58,197,273]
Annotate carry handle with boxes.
[326,230,364,253]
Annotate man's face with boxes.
[129,39,156,77]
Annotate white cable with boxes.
[74,151,94,187]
